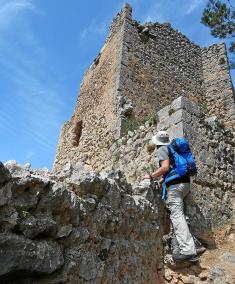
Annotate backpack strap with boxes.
[161,144,181,200]
[162,168,181,200]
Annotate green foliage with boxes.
[20,210,29,219]
[142,163,156,175]
[120,118,140,137]
[121,137,127,145]
[201,0,235,67]
[143,113,159,126]
[120,113,158,138]
[113,151,121,161]
[168,108,175,116]
[146,142,156,153]
[200,102,208,110]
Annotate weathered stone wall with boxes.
[157,96,235,241]
[0,161,164,284]
[53,5,132,173]
[117,19,204,128]
[109,96,235,242]
[202,43,235,132]
[108,96,190,186]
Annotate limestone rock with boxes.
[0,162,162,283]
[56,224,73,238]
[208,266,225,283]
[222,252,235,264]
[0,162,11,184]
[0,233,64,275]
[0,183,12,206]
[19,215,57,239]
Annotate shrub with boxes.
[120,112,158,138]
[168,108,175,115]
[143,113,159,126]
[147,142,156,153]
[113,152,121,161]
[121,137,127,145]
[121,118,140,137]
[200,102,208,111]
[20,210,29,219]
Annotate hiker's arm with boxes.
[151,160,170,178]
[142,160,170,179]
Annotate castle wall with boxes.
[117,19,204,130]
[54,4,235,179]
[202,43,235,131]
[53,6,132,173]
[109,96,235,242]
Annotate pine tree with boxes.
[201,0,235,67]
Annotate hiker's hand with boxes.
[142,174,151,180]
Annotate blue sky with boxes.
[0,0,234,170]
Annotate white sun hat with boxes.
[151,131,171,146]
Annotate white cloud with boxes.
[25,151,36,159]
[0,0,67,156]
[141,2,166,23]
[184,0,204,15]
[0,0,34,30]
[81,21,107,40]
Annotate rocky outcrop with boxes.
[1,160,235,283]
[0,161,164,283]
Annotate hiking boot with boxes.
[193,236,206,255]
[196,246,206,255]
[172,253,199,262]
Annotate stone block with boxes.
[168,122,184,138]
[0,183,12,206]
[78,253,103,281]
[56,224,73,238]
[170,96,183,112]
[185,101,201,117]
[20,216,57,239]
[183,122,199,142]
[157,117,170,131]
[169,109,183,125]
[157,105,170,121]
[170,96,200,117]
[0,206,18,231]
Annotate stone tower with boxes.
[53,3,235,173]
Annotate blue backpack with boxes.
[162,138,197,200]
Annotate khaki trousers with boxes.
[166,183,196,255]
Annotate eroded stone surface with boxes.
[0,233,64,275]
[0,162,164,283]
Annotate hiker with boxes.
[142,131,198,262]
